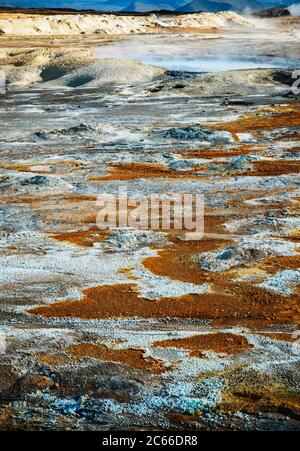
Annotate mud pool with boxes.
[95,34,299,72]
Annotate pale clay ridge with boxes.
[0,12,254,36]
[0,48,166,89]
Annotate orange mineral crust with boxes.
[179,144,265,159]
[16,193,100,231]
[221,382,300,418]
[259,333,296,342]
[258,255,300,274]
[50,227,109,247]
[241,160,300,177]
[67,343,166,373]
[153,332,252,357]
[36,353,71,366]
[0,160,84,174]
[143,235,230,285]
[28,282,300,325]
[89,162,206,181]
[211,103,300,135]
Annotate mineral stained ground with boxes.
[0,10,299,431]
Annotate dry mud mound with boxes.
[0,48,93,88]
[0,12,255,36]
[45,58,166,89]
[0,48,166,89]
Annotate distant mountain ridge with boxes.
[0,0,296,14]
[0,0,128,10]
[123,2,175,12]
[177,0,264,12]
[122,0,186,12]
[177,0,232,12]
[253,5,291,15]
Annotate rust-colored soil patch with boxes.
[245,160,300,177]
[211,104,300,135]
[153,332,252,357]
[20,375,55,391]
[25,194,99,231]
[28,282,300,326]
[179,144,264,159]
[143,236,228,285]
[36,352,70,366]
[50,226,109,247]
[89,162,205,181]
[0,160,84,174]
[143,214,229,285]
[2,193,98,205]
[0,163,45,173]
[260,332,296,342]
[63,194,98,202]
[222,384,300,420]
[259,255,300,275]
[167,412,201,429]
[67,343,166,373]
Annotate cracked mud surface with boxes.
[0,14,300,431]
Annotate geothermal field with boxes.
[0,10,299,431]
